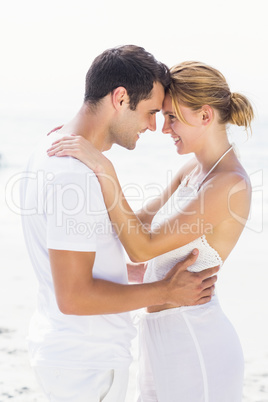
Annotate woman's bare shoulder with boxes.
[203,168,252,214]
[210,164,251,192]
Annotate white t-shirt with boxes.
[20,133,136,369]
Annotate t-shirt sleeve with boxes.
[45,169,103,252]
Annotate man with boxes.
[20,45,218,402]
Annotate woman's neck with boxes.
[193,128,231,175]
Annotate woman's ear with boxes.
[111,87,129,110]
[201,105,213,126]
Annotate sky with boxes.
[0,0,267,121]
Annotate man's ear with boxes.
[201,105,213,126]
[111,87,129,110]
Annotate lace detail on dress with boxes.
[200,235,223,266]
[143,234,223,284]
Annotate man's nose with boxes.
[148,115,157,132]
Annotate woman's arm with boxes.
[135,170,181,226]
[135,159,198,226]
[127,262,147,283]
[47,136,251,262]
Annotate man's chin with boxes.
[128,143,137,150]
[123,142,137,151]
[115,138,137,151]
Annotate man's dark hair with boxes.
[84,45,170,110]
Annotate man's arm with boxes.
[49,248,219,315]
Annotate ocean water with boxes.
[1,113,268,400]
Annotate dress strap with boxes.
[197,145,233,190]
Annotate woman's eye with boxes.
[169,114,176,121]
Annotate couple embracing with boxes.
[21,45,253,401]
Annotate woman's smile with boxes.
[172,135,182,144]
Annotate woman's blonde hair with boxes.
[169,61,254,131]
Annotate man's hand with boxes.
[164,249,219,306]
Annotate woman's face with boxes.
[162,94,204,155]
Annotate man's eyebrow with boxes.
[150,109,161,113]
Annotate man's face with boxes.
[109,82,165,150]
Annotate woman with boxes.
[47,61,254,401]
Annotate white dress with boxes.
[137,151,244,402]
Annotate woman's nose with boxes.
[162,120,172,134]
